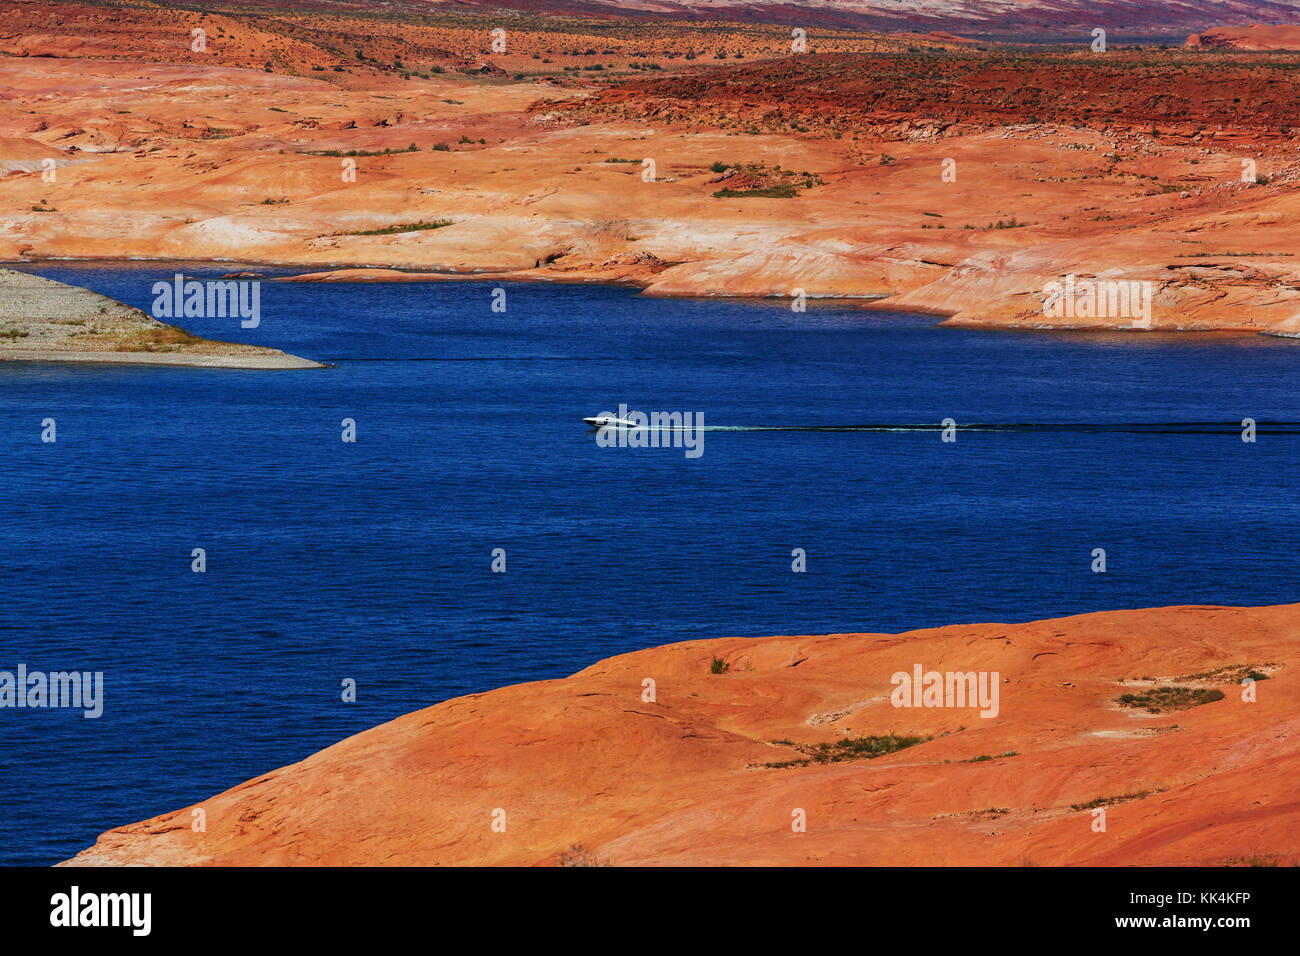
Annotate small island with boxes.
[0,268,321,369]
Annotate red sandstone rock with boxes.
[6,4,1300,335]
[67,604,1300,866]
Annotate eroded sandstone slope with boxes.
[67,603,1299,866]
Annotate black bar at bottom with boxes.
[0,865,1289,944]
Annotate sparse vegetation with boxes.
[1116,686,1224,713]
[1070,790,1152,811]
[1173,663,1274,682]
[557,843,610,866]
[303,145,418,157]
[342,219,453,236]
[963,751,1019,762]
[1176,252,1293,258]
[761,733,930,768]
[714,184,798,199]
[710,162,821,199]
[1224,854,1283,867]
[136,325,205,350]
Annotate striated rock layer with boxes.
[68,603,1299,866]
[7,41,1300,335]
[8,5,1300,335]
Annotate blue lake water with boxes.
[2,261,1298,865]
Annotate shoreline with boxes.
[0,349,324,369]
[11,258,1291,340]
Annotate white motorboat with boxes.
[583,414,640,429]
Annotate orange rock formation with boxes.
[67,603,1298,866]
[5,3,1300,334]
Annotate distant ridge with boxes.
[186,0,1300,37]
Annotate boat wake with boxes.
[694,421,1300,434]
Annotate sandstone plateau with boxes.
[68,603,1298,866]
[5,2,1300,334]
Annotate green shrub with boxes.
[1115,686,1224,713]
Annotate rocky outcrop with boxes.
[1186,24,1300,50]
[66,603,1299,866]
